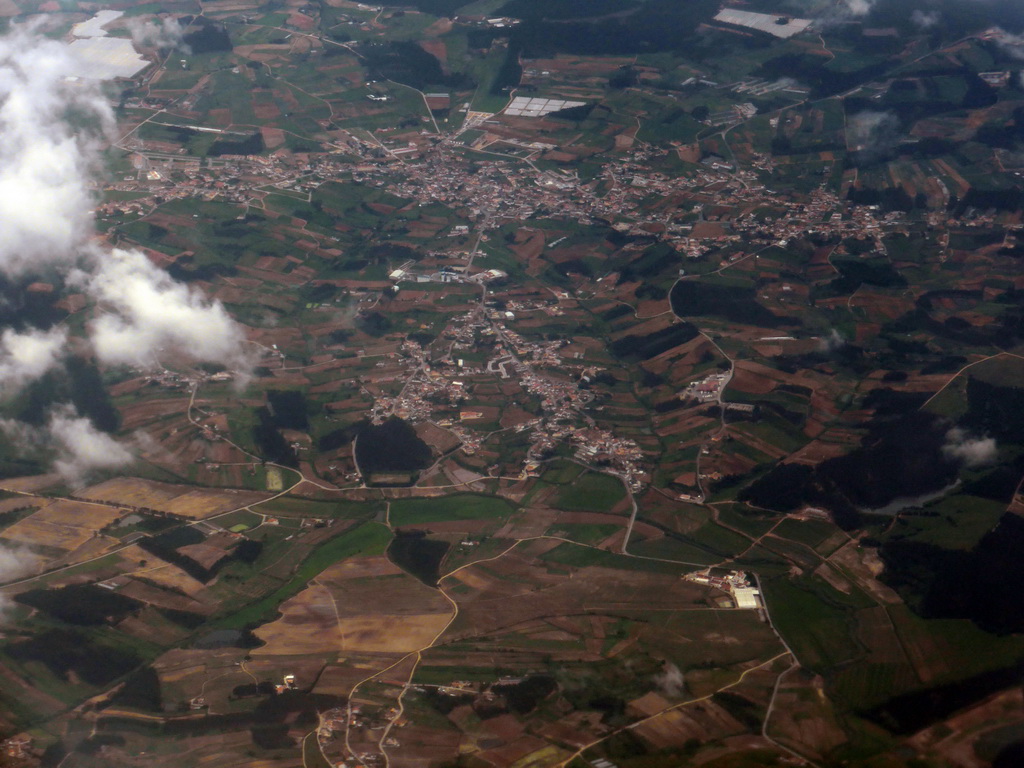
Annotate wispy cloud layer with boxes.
[0,544,38,619]
[126,16,190,53]
[85,247,250,370]
[0,23,249,373]
[0,26,112,276]
[943,427,998,468]
[0,23,251,479]
[0,326,67,392]
[49,405,134,484]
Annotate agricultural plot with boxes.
[78,478,271,520]
[549,471,627,514]
[254,557,451,655]
[5,2,1024,767]
[389,494,517,528]
[0,499,125,554]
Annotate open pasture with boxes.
[0,499,126,553]
[253,561,451,656]
[443,539,772,653]
[79,477,270,519]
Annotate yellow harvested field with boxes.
[0,499,126,552]
[29,499,123,527]
[160,663,210,685]
[254,570,452,655]
[320,555,402,581]
[448,567,491,591]
[630,701,744,749]
[80,477,180,506]
[509,745,570,768]
[117,546,209,595]
[335,614,450,653]
[79,478,269,520]
[0,474,61,493]
[0,497,35,515]
[118,580,212,615]
[149,572,214,600]
[256,604,450,655]
[628,691,673,718]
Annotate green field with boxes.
[763,576,863,671]
[544,522,621,545]
[256,496,382,519]
[541,541,682,574]
[389,494,517,526]
[551,472,627,513]
[211,521,392,630]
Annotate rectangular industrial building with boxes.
[67,37,150,80]
[733,587,761,609]
[504,96,586,118]
[714,9,813,39]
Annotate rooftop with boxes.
[714,8,812,38]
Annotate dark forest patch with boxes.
[357,41,472,91]
[610,322,699,362]
[671,281,798,328]
[354,417,432,478]
[7,629,141,686]
[183,20,232,53]
[266,390,310,431]
[15,584,142,626]
[387,530,449,586]
[740,411,958,528]
[253,407,299,467]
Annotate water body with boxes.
[861,480,960,516]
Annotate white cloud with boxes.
[842,0,876,17]
[131,428,174,463]
[0,24,112,276]
[943,427,998,468]
[0,544,38,619]
[0,545,35,579]
[818,329,846,353]
[48,405,133,485]
[912,10,941,30]
[0,416,46,458]
[0,326,66,392]
[848,109,902,157]
[0,22,260,493]
[653,661,685,697]
[126,16,190,53]
[0,408,133,485]
[0,24,251,378]
[84,247,252,371]
[992,28,1024,59]
[0,24,256,479]
[0,544,37,586]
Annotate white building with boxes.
[733,587,761,609]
